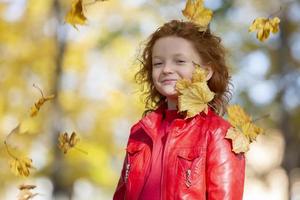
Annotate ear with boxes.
[205,67,213,81]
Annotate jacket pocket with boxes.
[176,147,206,188]
[124,142,146,183]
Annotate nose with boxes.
[162,61,173,74]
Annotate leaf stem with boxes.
[252,114,270,123]
[4,140,18,160]
[74,147,88,155]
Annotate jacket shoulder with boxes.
[130,121,142,134]
[205,110,231,136]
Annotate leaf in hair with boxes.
[182,0,213,28]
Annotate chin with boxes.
[161,91,178,99]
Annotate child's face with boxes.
[151,36,203,100]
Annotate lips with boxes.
[161,79,177,84]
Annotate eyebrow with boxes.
[152,56,162,59]
[152,53,187,59]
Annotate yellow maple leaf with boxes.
[182,0,213,28]
[65,0,87,29]
[226,104,264,153]
[30,84,55,117]
[58,131,86,154]
[227,104,252,128]
[176,79,191,91]
[241,122,264,142]
[191,65,207,82]
[249,17,280,42]
[65,0,108,29]
[225,127,250,154]
[176,66,214,118]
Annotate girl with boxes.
[113,20,245,200]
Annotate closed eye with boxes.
[153,62,163,66]
[176,60,186,64]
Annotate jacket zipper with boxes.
[185,169,192,188]
[124,156,130,200]
[160,125,173,200]
[124,160,130,184]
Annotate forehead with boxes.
[152,36,198,57]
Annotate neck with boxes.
[167,98,177,110]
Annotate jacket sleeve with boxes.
[113,154,127,200]
[206,124,245,200]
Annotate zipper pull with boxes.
[185,169,192,188]
[124,163,131,183]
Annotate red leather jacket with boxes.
[113,105,245,200]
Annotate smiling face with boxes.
[151,36,203,104]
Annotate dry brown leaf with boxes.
[9,156,34,177]
[58,131,83,154]
[18,184,38,200]
[30,84,55,117]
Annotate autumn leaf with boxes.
[58,131,86,154]
[4,124,35,177]
[65,0,108,29]
[30,84,55,117]
[225,127,249,154]
[65,0,87,29]
[182,0,213,28]
[176,65,214,118]
[191,66,207,82]
[241,122,264,143]
[19,184,36,190]
[249,17,280,42]
[9,156,34,177]
[225,104,264,153]
[18,184,38,200]
[227,104,251,128]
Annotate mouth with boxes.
[161,79,177,84]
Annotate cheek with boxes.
[152,69,160,82]
[179,67,195,79]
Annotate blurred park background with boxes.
[0,0,300,199]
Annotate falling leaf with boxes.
[19,184,36,190]
[182,0,213,28]
[65,0,87,29]
[226,104,264,153]
[9,156,34,177]
[30,84,55,117]
[4,125,35,177]
[18,184,38,200]
[58,131,85,154]
[176,65,214,118]
[65,0,108,29]
[249,17,280,42]
[225,127,249,154]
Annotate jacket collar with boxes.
[138,102,215,140]
[139,103,166,141]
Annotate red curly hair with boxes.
[135,20,232,115]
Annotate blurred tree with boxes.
[1,0,299,199]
